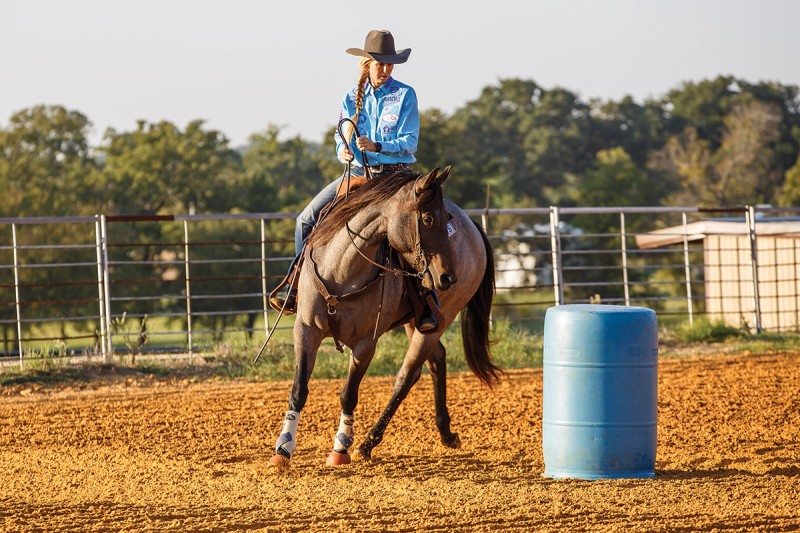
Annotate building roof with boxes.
[636,218,800,249]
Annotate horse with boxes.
[270,166,501,467]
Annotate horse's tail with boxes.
[461,220,502,389]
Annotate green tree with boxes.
[239,125,330,213]
[779,154,800,206]
[99,119,241,215]
[589,96,668,167]
[0,105,100,216]
[663,76,739,145]
[573,147,654,210]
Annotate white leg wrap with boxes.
[332,412,355,453]
[275,410,300,456]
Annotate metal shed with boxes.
[636,218,800,332]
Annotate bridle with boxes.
[335,117,433,280]
[343,176,433,281]
[307,173,441,352]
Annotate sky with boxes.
[2,0,799,149]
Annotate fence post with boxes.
[12,224,23,369]
[260,218,270,339]
[549,206,564,306]
[681,212,694,326]
[94,216,108,361]
[620,212,630,306]
[746,206,762,333]
[482,184,490,233]
[183,220,193,356]
[100,215,113,358]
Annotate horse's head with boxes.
[388,166,458,291]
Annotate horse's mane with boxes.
[307,170,440,247]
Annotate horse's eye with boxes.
[422,214,434,227]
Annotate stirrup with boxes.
[417,313,438,333]
[269,292,297,315]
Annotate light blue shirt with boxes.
[335,77,419,168]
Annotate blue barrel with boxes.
[542,304,658,479]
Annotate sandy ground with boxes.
[1,351,799,532]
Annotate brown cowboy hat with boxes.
[346,30,411,64]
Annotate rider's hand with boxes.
[355,136,377,153]
[339,147,354,163]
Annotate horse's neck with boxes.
[314,206,386,286]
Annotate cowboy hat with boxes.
[346,30,411,64]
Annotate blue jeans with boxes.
[288,169,365,278]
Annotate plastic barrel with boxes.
[542,304,658,479]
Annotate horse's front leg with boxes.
[357,325,431,459]
[270,320,324,468]
[327,338,377,466]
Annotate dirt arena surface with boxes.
[2,351,799,532]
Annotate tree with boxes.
[663,76,739,146]
[655,101,782,206]
[0,105,100,216]
[573,147,654,209]
[779,154,800,206]
[714,100,782,204]
[239,126,330,214]
[588,96,668,167]
[99,120,241,215]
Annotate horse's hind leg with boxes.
[425,338,460,448]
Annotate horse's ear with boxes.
[437,165,452,187]
[415,167,439,195]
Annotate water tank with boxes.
[542,304,658,479]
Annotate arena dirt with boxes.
[1,351,799,531]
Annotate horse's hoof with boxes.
[356,445,372,460]
[269,454,291,469]
[441,432,462,449]
[326,451,352,466]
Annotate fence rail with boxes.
[2,205,800,367]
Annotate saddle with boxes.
[268,242,443,338]
[334,175,368,199]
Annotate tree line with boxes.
[2,75,799,220]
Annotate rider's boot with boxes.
[417,291,440,333]
[269,290,297,315]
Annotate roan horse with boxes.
[270,166,501,467]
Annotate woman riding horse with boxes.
[270,29,438,332]
[269,167,502,467]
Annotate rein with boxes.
[336,116,433,279]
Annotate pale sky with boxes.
[2,0,799,148]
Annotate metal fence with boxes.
[2,205,799,366]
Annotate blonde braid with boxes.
[343,57,372,143]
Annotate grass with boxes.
[3,317,799,389]
[200,319,543,382]
[674,316,746,343]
